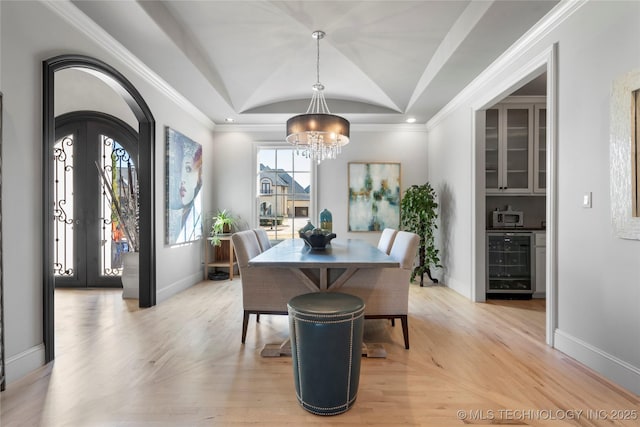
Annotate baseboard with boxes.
[443,276,472,300]
[532,291,546,299]
[554,329,640,395]
[5,344,45,385]
[156,270,203,303]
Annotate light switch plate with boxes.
[583,192,592,208]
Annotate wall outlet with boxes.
[583,192,592,208]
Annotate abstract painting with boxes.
[348,162,401,231]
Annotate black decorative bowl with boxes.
[299,230,336,250]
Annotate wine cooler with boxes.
[486,232,534,297]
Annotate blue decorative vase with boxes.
[320,209,333,232]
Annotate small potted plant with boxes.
[210,209,236,246]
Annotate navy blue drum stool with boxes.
[287,292,365,416]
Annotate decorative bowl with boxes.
[299,230,336,250]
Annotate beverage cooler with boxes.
[486,232,534,297]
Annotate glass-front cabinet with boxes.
[485,109,500,190]
[534,105,547,193]
[485,98,546,195]
[503,106,531,192]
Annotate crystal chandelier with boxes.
[286,30,350,163]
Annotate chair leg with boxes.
[242,311,250,343]
[400,315,409,349]
[256,313,260,323]
[391,318,395,327]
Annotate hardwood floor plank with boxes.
[1,282,638,426]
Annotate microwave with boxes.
[492,207,524,228]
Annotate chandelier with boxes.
[286,30,350,163]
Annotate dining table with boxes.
[248,237,399,358]
[248,237,399,291]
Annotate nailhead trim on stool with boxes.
[288,292,365,416]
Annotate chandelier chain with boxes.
[286,30,350,163]
[316,33,320,86]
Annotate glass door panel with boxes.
[536,107,547,191]
[487,233,533,293]
[99,136,137,277]
[504,108,530,191]
[485,109,500,190]
[53,134,77,279]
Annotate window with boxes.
[261,179,272,195]
[256,147,314,242]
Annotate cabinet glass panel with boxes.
[485,109,499,189]
[504,108,529,190]
[537,108,547,190]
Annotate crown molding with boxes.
[427,0,587,131]
[41,0,216,130]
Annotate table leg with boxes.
[229,240,234,280]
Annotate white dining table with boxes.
[248,237,399,291]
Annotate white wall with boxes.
[427,107,474,297]
[55,68,138,128]
[1,1,215,384]
[211,126,429,248]
[427,0,640,394]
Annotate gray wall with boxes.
[427,1,640,394]
[1,1,215,383]
[210,126,429,249]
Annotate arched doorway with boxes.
[43,55,156,362]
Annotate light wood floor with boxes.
[1,281,638,426]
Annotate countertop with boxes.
[487,227,546,232]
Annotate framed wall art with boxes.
[165,127,203,245]
[610,69,640,240]
[348,162,401,231]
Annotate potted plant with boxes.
[210,209,236,246]
[400,183,441,286]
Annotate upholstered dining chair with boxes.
[330,230,419,349]
[253,228,272,252]
[377,228,397,254]
[389,231,420,271]
[231,230,311,343]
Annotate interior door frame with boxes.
[43,55,156,363]
[472,44,558,347]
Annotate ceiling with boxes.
[69,0,558,127]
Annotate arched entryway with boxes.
[43,55,156,362]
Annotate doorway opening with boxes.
[43,55,156,363]
[473,45,557,346]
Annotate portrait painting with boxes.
[348,162,401,231]
[166,127,203,244]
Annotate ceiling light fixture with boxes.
[406,117,416,124]
[286,30,350,163]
